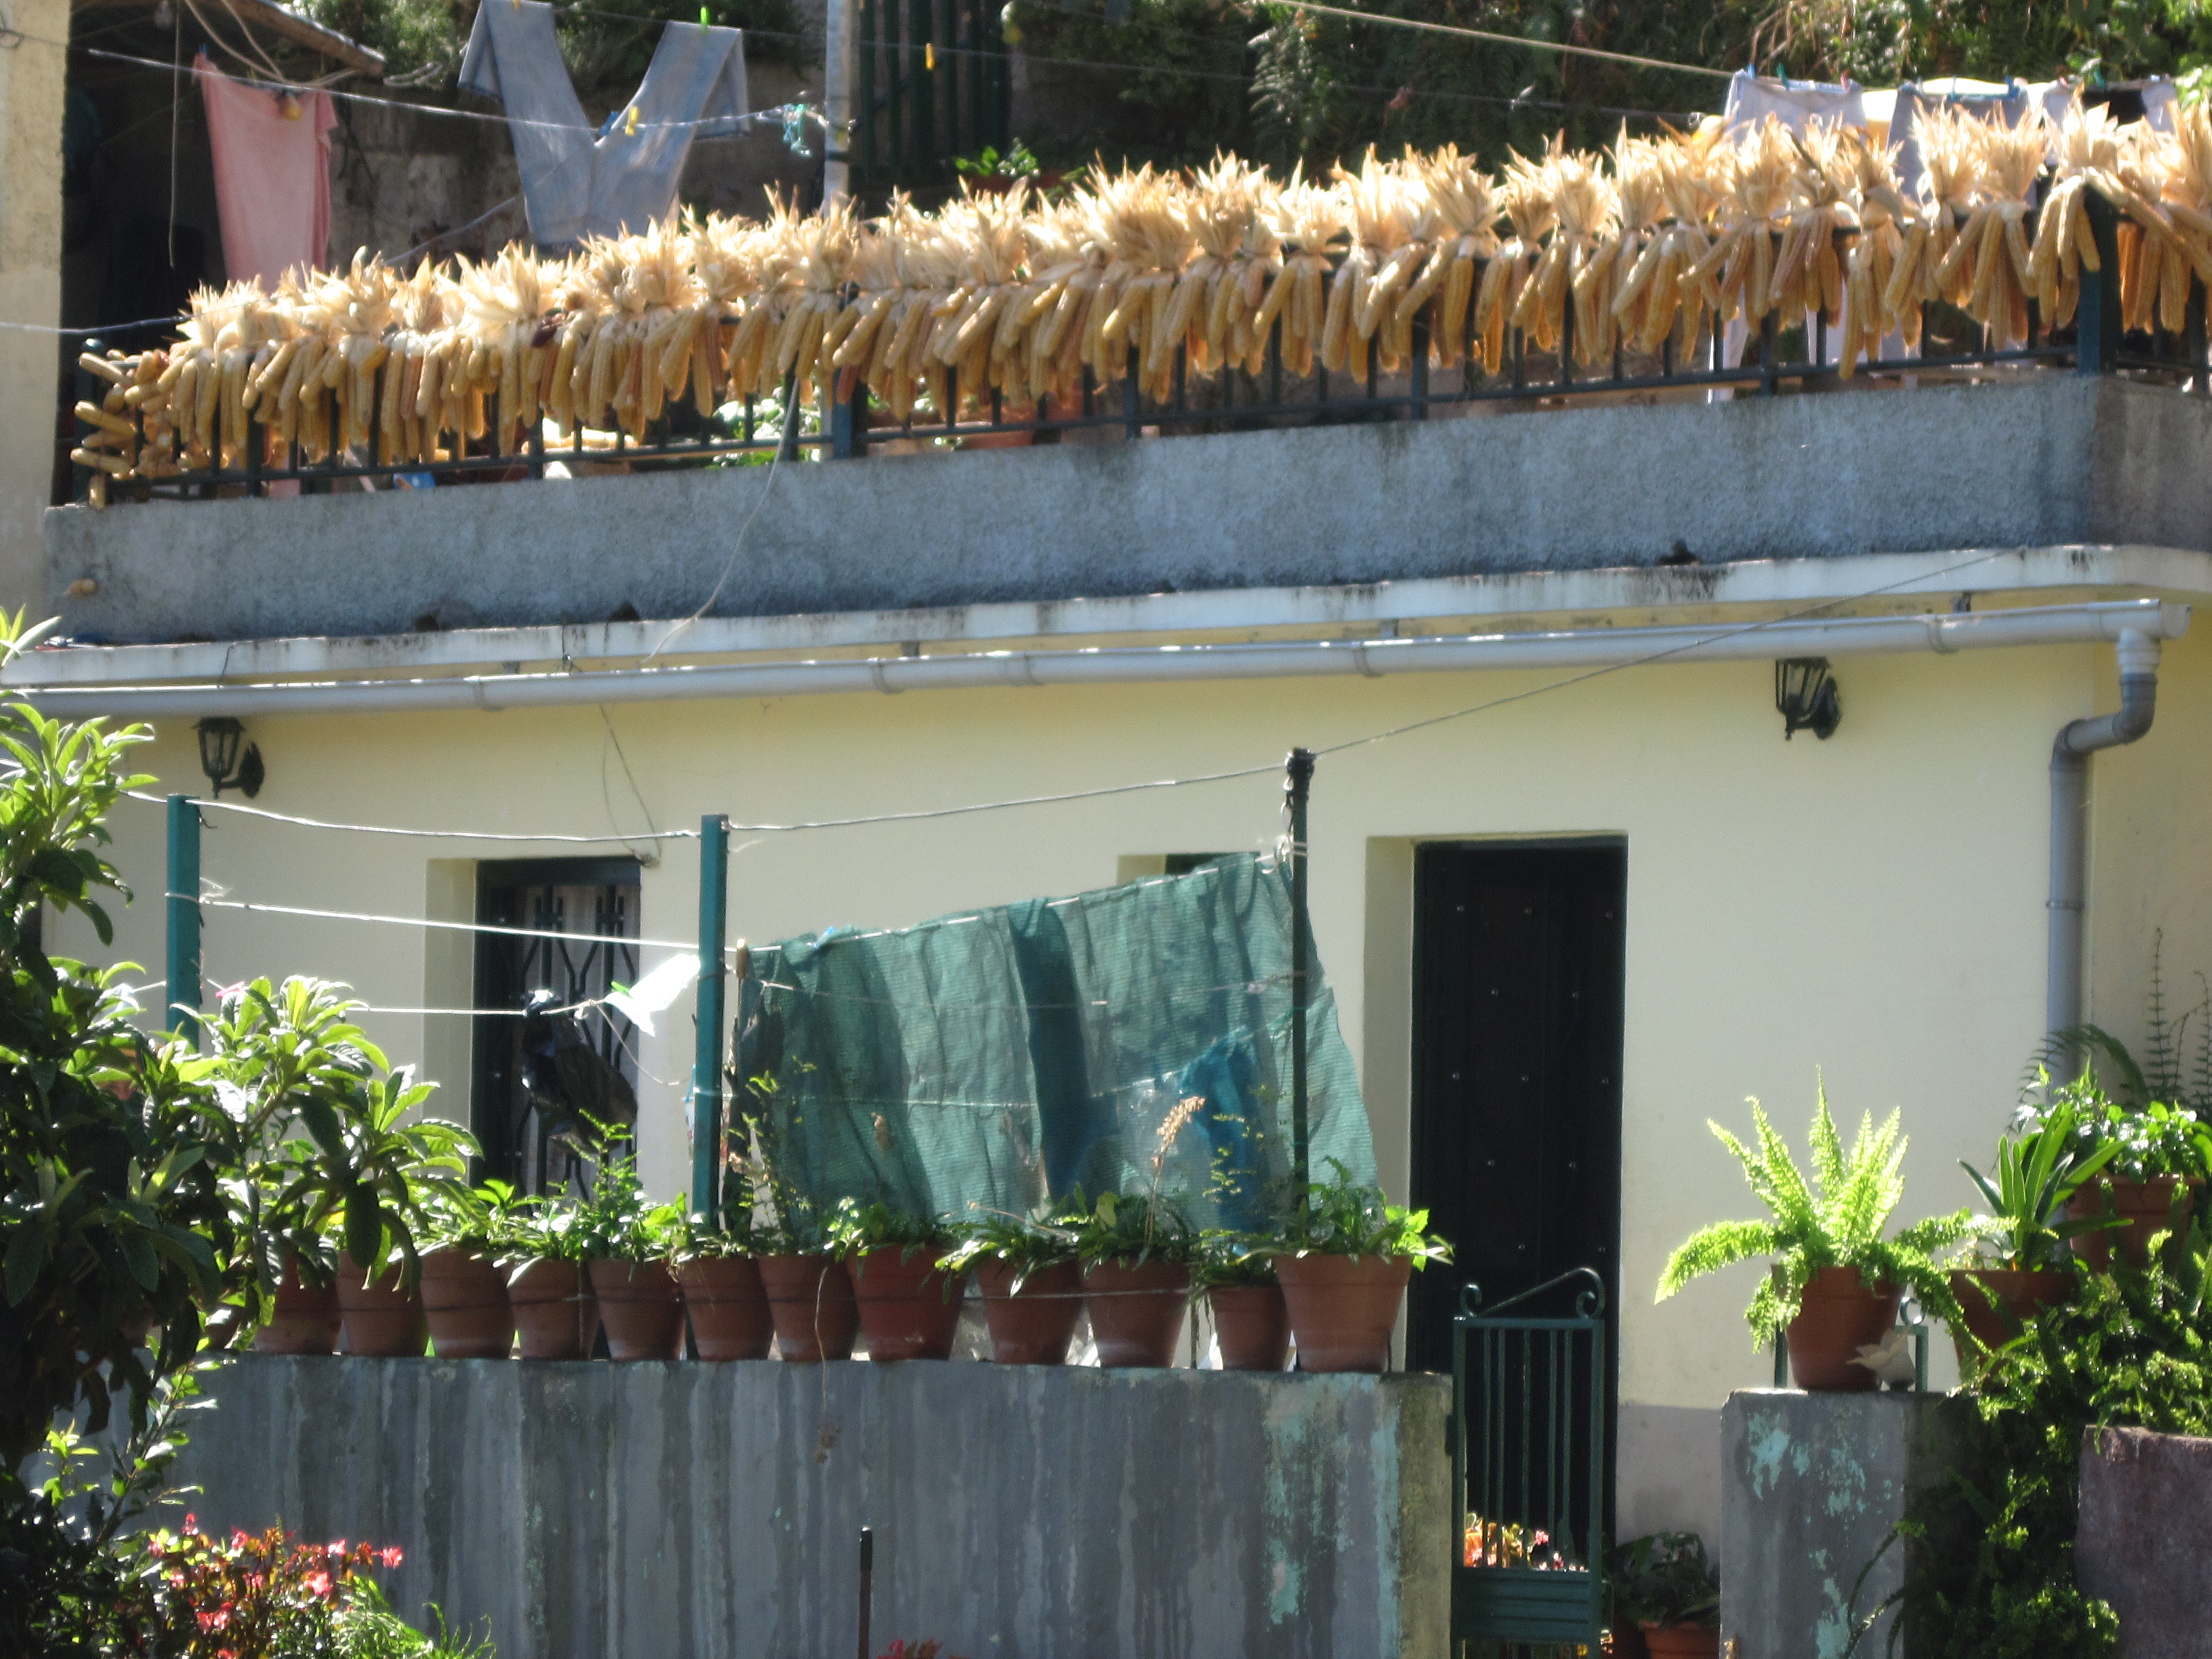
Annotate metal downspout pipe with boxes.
[2047,628,2163,1042]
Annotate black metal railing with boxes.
[66,201,2211,506]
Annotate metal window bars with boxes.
[68,200,2209,505]
[1451,1267,1607,1659]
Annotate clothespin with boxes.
[699,5,710,26]
[625,103,639,136]
[924,41,935,69]
[280,91,303,119]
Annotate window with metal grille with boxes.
[470,858,642,1197]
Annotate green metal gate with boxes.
[1451,1268,1607,1656]
[853,0,1010,192]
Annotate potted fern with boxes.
[1198,1231,1289,1372]
[573,1135,687,1361]
[1656,1086,1969,1391]
[825,1200,967,1362]
[941,1208,1085,1366]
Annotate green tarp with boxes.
[732,853,1376,1231]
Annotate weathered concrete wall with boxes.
[1720,1389,1970,1659]
[2077,1426,2212,1658]
[43,375,2212,644]
[172,1354,1452,1659]
[0,0,68,616]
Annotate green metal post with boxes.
[1286,747,1314,1196]
[164,794,201,1046]
[691,814,730,1222]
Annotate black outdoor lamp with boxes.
[1774,658,1841,741]
[194,717,264,798]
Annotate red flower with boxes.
[182,1513,198,1533]
[307,1570,334,1599]
[379,1546,405,1568]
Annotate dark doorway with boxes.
[470,858,643,1195]
[1407,840,1625,1516]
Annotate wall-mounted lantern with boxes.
[194,717,264,797]
[1774,658,1841,741]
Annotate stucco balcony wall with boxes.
[170,1353,1453,1659]
[43,377,2212,646]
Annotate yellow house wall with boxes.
[0,0,67,612]
[49,627,2205,1541]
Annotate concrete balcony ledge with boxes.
[43,376,2212,647]
[172,1353,1452,1659]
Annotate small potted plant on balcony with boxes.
[1074,1190,1199,1368]
[1607,1532,1720,1659]
[503,1191,599,1360]
[1272,1162,1451,1373]
[213,977,474,1358]
[1199,1230,1289,1372]
[574,1134,687,1361]
[2032,1082,2211,1271]
[941,1208,1084,1366]
[827,1199,968,1361]
[674,1174,774,1361]
[1657,1086,1969,1391]
[417,1179,528,1359]
[1949,1099,2112,1368]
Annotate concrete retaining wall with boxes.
[1720,1389,1970,1659]
[45,376,2212,644]
[170,1354,1452,1659]
[2077,1426,2212,1658]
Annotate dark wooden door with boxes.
[1407,841,1624,1378]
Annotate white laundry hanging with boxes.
[459,0,749,248]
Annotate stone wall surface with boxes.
[170,1353,1453,1659]
[1719,1389,1971,1659]
[2077,1425,2212,1658]
[44,376,2212,645]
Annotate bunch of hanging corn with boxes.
[77,110,2203,506]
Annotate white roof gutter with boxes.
[14,600,2190,718]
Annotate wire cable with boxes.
[1265,1,1734,80]
[124,787,700,840]
[178,892,703,951]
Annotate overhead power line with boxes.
[1266,1,1736,80]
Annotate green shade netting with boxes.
[732,853,1375,1230]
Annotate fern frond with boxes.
[1657,1219,1780,1300]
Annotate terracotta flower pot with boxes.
[1785,1265,1900,1391]
[335,1254,426,1357]
[759,1254,859,1361]
[419,1248,513,1359]
[975,1258,1082,1365]
[255,1258,340,1355]
[851,1248,966,1361]
[1272,1254,1413,1374]
[589,1258,684,1360]
[2068,1177,2194,1271]
[1639,1622,1720,1659]
[508,1258,598,1360]
[1209,1283,1290,1372]
[1947,1266,2072,1366]
[678,1256,773,1361]
[1082,1258,1191,1368]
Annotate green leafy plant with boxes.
[954,138,1044,178]
[1069,1188,1199,1266]
[203,976,475,1303]
[2018,1079,2212,1184]
[1607,1532,1720,1630]
[1960,1097,2120,1270]
[1656,1084,1972,1345]
[1195,1228,1279,1288]
[822,1197,958,1263]
[1278,1160,1452,1264]
[565,1132,682,1261]
[939,1206,1081,1284]
[417,1179,531,1258]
